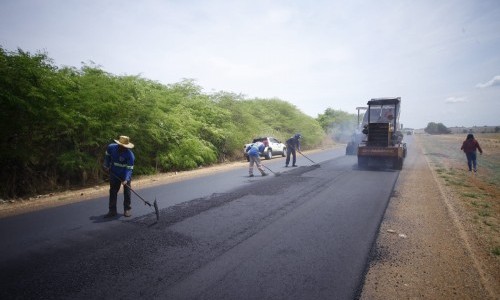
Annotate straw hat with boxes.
[114,136,134,149]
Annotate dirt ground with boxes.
[360,136,499,300]
[0,161,250,218]
[1,144,498,299]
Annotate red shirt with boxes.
[461,139,483,154]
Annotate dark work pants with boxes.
[286,147,297,166]
[109,177,132,212]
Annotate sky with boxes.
[1,0,499,129]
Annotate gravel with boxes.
[360,137,498,299]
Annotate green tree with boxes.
[316,108,357,142]
[424,122,451,134]
[0,46,328,199]
[0,48,69,196]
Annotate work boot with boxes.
[124,210,132,217]
[104,211,117,218]
[262,172,268,176]
[292,164,298,167]
[249,174,254,177]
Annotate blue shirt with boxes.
[104,144,135,182]
[246,142,265,157]
[286,137,301,151]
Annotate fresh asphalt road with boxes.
[0,143,406,299]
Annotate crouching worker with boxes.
[246,141,268,177]
[103,136,135,218]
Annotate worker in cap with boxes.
[285,133,301,167]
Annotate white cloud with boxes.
[476,75,500,88]
[1,0,499,128]
[445,96,467,104]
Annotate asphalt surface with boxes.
[0,147,400,300]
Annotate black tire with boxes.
[265,149,272,160]
[346,142,358,155]
[282,147,286,157]
[393,157,403,170]
[346,143,354,155]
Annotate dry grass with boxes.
[418,133,500,258]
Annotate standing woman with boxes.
[460,134,483,173]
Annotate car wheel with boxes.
[265,149,272,160]
[282,147,286,157]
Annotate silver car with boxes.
[243,137,287,161]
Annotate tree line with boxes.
[424,122,451,134]
[1,47,356,199]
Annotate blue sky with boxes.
[1,0,499,128]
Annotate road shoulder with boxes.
[360,138,494,299]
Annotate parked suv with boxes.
[243,137,286,161]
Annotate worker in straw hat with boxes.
[103,136,135,218]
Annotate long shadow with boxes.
[89,214,121,223]
[352,163,399,173]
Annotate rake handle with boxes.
[108,170,152,206]
[288,145,317,164]
[125,183,152,207]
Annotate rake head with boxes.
[262,165,280,176]
[153,198,160,221]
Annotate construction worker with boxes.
[103,136,135,218]
[245,141,268,177]
[460,133,483,173]
[285,133,301,167]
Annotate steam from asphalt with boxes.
[327,119,357,143]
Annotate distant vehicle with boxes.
[346,106,367,155]
[346,131,363,155]
[243,137,286,161]
[357,97,407,170]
